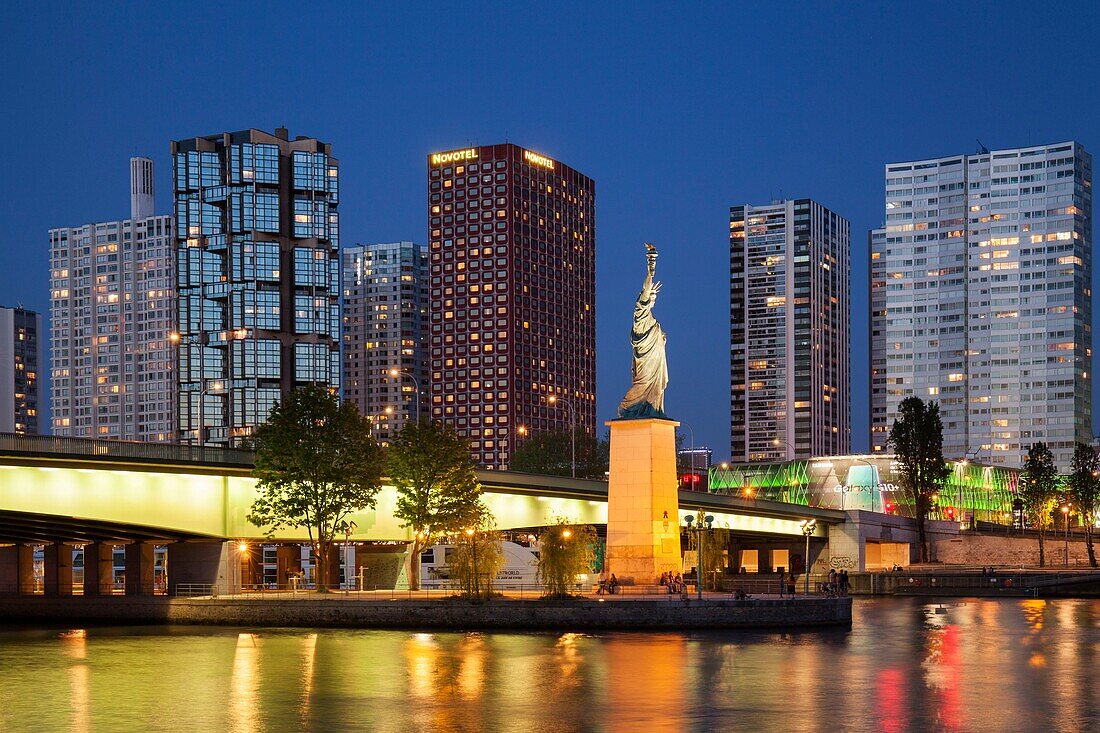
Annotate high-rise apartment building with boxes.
[171,127,340,446]
[870,141,1092,469]
[427,144,596,469]
[730,199,850,462]
[342,241,429,444]
[49,158,176,440]
[0,306,42,434]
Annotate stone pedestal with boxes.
[605,417,682,584]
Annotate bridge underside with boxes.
[0,509,210,545]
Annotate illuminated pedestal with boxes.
[605,417,681,584]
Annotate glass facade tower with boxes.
[870,141,1092,470]
[342,241,429,444]
[171,128,340,446]
[730,199,850,462]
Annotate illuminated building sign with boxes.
[430,148,478,166]
[523,150,555,169]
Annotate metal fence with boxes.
[0,432,254,466]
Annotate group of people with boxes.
[596,572,620,595]
[980,566,998,576]
[777,572,798,597]
[823,568,850,596]
[659,572,685,594]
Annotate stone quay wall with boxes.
[0,596,852,631]
[932,532,1094,567]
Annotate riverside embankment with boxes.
[0,594,851,630]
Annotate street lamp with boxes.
[388,368,421,425]
[772,437,797,460]
[499,424,527,472]
[548,395,577,478]
[1062,505,1071,567]
[339,520,357,593]
[464,527,479,599]
[684,514,714,600]
[197,380,227,447]
[800,519,816,595]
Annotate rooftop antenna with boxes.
[976,139,990,155]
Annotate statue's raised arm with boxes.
[618,243,669,419]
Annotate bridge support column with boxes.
[276,544,301,587]
[81,543,115,596]
[0,544,18,595]
[125,542,155,595]
[42,543,73,596]
[168,542,239,596]
[17,545,35,594]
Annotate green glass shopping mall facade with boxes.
[709,454,1020,525]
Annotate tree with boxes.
[247,386,383,591]
[1020,442,1059,567]
[389,420,483,590]
[888,397,951,563]
[508,428,609,479]
[1066,442,1099,568]
[448,508,504,600]
[537,519,597,599]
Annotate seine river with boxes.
[1,598,1098,732]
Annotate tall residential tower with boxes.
[0,306,42,434]
[171,127,340,446]
[730,199,850,462]
[49,158,176,440]
[427,144,596,469]
[342,241,429,444]
[870,141,1092,469]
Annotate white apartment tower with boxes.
[49,157,176,440]
[730,199,850,462]
[870,141,1092,469]
[342,241,429,444]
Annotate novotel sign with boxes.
[523,150,555,169]
[430,148,478,166]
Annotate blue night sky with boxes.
[2,2,1098,456]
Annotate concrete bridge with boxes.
[0,434,843,596]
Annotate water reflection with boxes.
[0,598,1098,732]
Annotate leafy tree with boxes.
[1066,442,1100,568]
[888,397,951,563]
[1020,442,1059,567]
[448,509,504,600]
[537,519,597,599]
[247,386,383,591]
[509,428,609,479]
[389,420,483,590]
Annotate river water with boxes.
[0,597,1098,732]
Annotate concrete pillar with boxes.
[276,544,301,587]
[17,545,35,594]
[81,543,115,596]
[325,544,342,589]
[167,542,237,596]
[239,544,262,588]
[125,542,156,595]
[42,544,74,596]
[0,544,18,595]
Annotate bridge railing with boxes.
[0,433,254,467]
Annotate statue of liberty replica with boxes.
[606,243,680,583]
[619,243,669,418]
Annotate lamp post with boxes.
[339,520,357,594]
[197,380,227,447]
[500,424,527,472]
[684,514,714,600]
[800,519,816,595]
[388,368,421,425]
[1062,505,1070,567]
[464,527,478,600]
[771,437,797,460]
[548,395,577,478]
